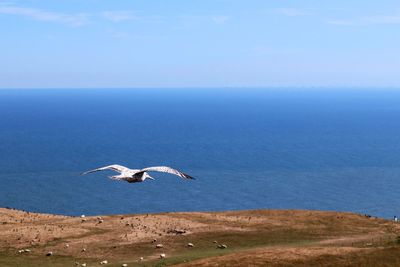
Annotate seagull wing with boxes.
[137,166,195,180]
[81,164,132,175]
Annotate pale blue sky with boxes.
[0,0,400,88]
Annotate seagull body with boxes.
[81,164,194,183]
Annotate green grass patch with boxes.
[0,251,96,267]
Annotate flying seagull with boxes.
[81,164,194,183]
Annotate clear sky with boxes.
[1,0,400,88]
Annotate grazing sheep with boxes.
[160,253,166,259]
[156,244,163,248]
[100,260,108,264]
[187,243,194,247]
[46,251,53,256]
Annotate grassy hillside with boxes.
[1,208,400,266]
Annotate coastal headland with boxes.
[1,208,400,266]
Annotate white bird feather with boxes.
[81,164,194,183]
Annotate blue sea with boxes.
[1,89,400,218]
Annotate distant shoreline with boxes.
[0,206,383,219]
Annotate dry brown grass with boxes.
[1,208,400,266]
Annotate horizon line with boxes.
[1,86,400,90]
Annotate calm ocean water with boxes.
[1,89,400,218]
